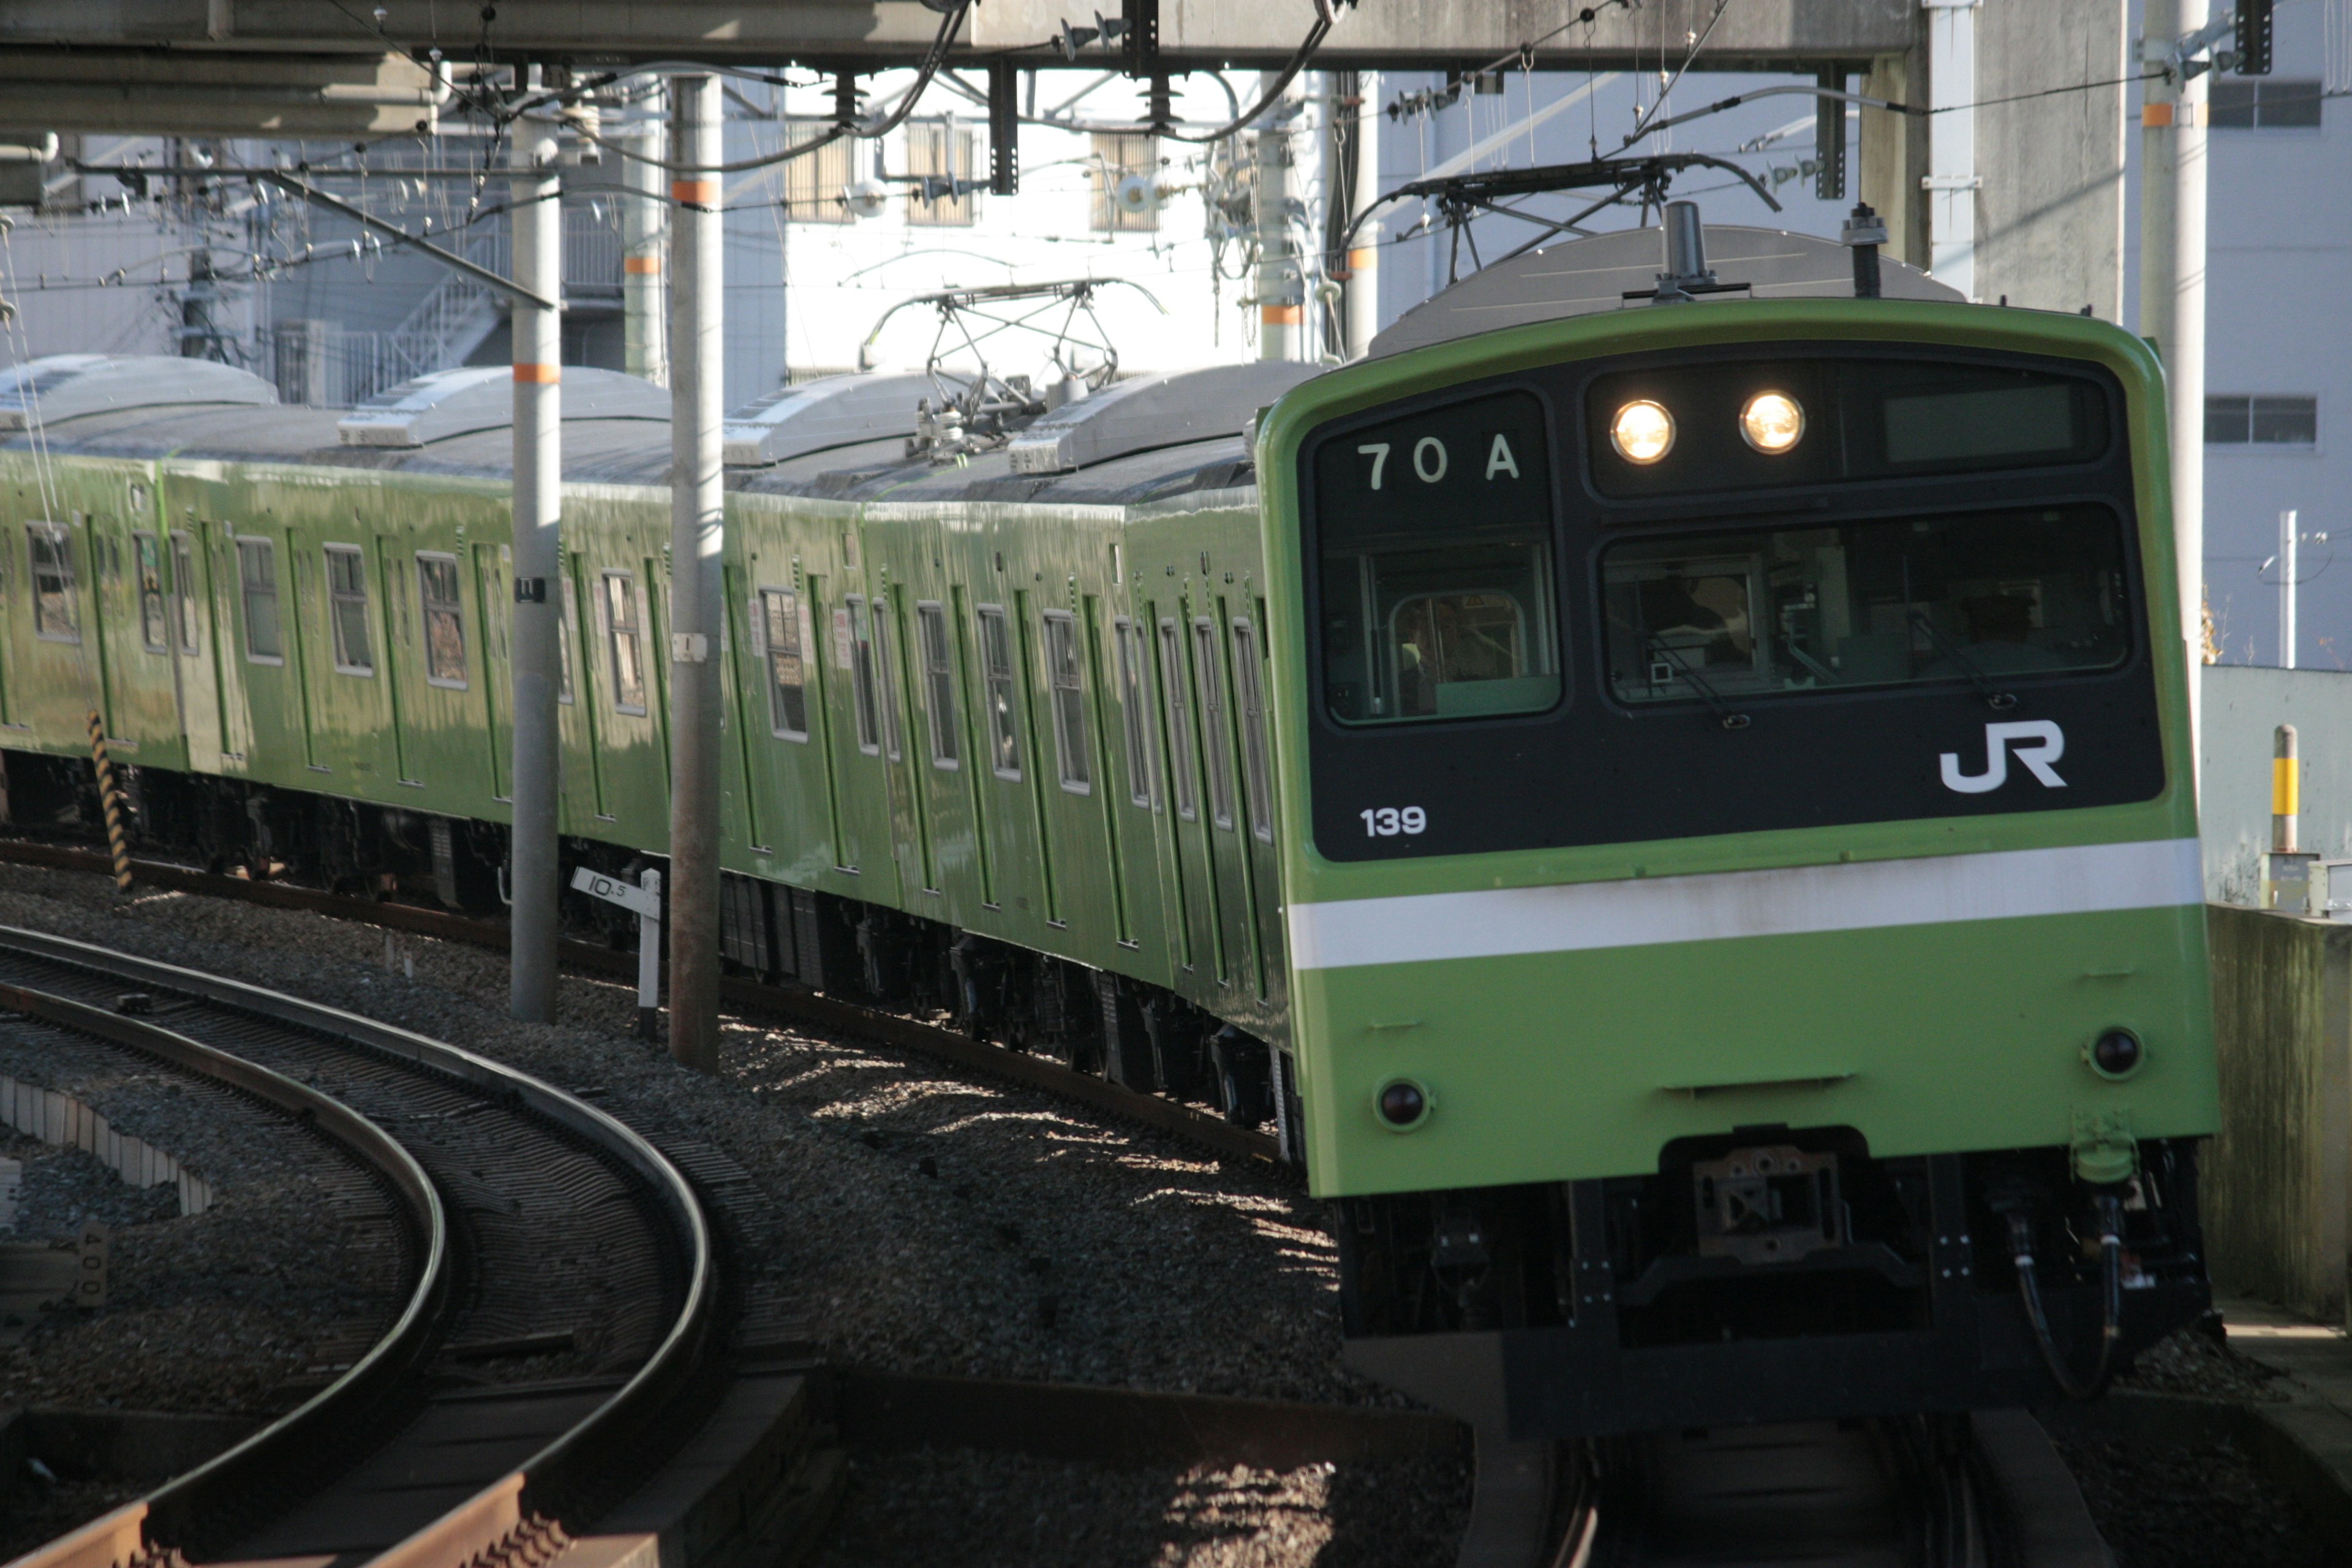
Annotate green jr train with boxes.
[0,222,2215,1444]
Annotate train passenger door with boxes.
[166,528,223,769]
[1190,608,1258,992]
[1152,607,1216,980]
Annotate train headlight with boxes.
[2086,1028,2146,1079]
[1374,1077,1433,1131]
[1739,391,1806,454]
[1609,399,1675,464]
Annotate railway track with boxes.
[0,838,1282,1167]
[0,926,832,1568]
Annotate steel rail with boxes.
[0,927,717,1568]
[0,837,1283,1164]
[0,971,448,1568]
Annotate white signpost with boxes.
[570,865,664,1039]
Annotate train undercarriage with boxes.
[1340,1129,2211,1434]
[0,747,1304,1155]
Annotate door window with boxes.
[325,544,373,674]
[758,586,809,738]
[977,604,1022,779]
[918,600,959,767]
[601,570,646,712]
[170,532,200,654]
[133,533,168,652]
[1113,617,1156,809]
[1193,618,1235,829]
[238,538,284,663]
[1158,617,1197,821]
[1042,610,1090,793]
[1232,616,1274,842]
[28,522,80,644]
[417,553,467,687]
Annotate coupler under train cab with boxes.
[1338,1127,2207,1437]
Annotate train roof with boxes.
[0,358,1287,508]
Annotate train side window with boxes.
[416,552,467,688]
[238,537,284,665]
[1042,609,1090,794]
[1192,617,1235,829]
[600,569,645,713]
[1113,617,1156,809]
[557,570,576,704]
[27,522,81,644]
[872,594,904,761]
[977,604,1022,779]
[1232,616,1273,842]
[917,600,959,768]
[758,586,809,739]
[1313,390,1559,724]
[169,532,200,654]
[325,544,374,675]
[1158,617,1197,820]
[133,532,168,652]
[845,595,881,755]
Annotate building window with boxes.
[1159,617,1198,821]
[27,522,79,644]
[134,532,168,652]
[1193,619,1236,829]
[325,544,373,674]
[170,532,200,654]
[1090,132,1161,232]
[1232,616,1274,842]
[783,123,856,222]
[905,123,978,226]
[2209,78,2323,129]
[2208,394,2318,447]
[1113,617,1156,809]
[917,600,959,768]
[601,570,646,714]
[238,537,284,663]
[978,604,1022,778]
[1043,610,1090,793]
[758,586,809,738]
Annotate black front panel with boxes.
[1298,344,2163,863]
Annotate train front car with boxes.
[1257,295,2215,1440]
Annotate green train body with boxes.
[0,269,2215,1436]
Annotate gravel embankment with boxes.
[0,1011,405,1416]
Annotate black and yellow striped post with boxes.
[85,709,133,894]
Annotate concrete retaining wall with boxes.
[2204,903,2352,1322]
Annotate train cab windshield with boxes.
[1315,390,1561,725]
[1602,503,2131,707]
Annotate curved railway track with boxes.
[0,925,723,1568]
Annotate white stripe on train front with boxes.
[1286,837,2203,972]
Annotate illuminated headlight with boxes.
[1610,399,1675,464]
[1740,391,1806,454]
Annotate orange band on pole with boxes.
[513,363,561,383]
[2142,102,2202,127]
[1261,304,1303,325]
[624,255,663,274]
[671,179,717,205]
[1347,247,1378,271]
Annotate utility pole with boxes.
[1345,69,1381,359]
[507,86,563,1025]
[622,83,669,386]
[2140,0,2210,687]
[1254,72,1305,361]
[666,74,723,1074]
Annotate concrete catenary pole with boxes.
[666,74,724,1074]
[508,88,564,1025]
[623,83,669,386]
[2140,0,2209,684]
[1345,69,1381,359]
[1254,72,1305,361]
